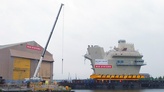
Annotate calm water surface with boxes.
[73,89,164,92]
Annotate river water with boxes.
[72,89,164,92]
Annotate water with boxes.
[72,89,164,92]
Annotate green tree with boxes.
[158,76,162,80]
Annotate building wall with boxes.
[50,61,53,81]
[39,61,52,81]
[0,48,12,79]
[30,59,53,81]
[30,59,38,78]
[0,41,54,81]
[9,41,52,58]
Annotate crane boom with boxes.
[32,3,64,79]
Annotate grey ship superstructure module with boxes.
[84,40,146,80]
[58,40,164,89]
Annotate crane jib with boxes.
[32,3,64,79]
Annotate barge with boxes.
[59,79,164,89]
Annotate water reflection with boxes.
[92,89,141,92]
[73,89,164,92]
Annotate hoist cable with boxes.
[61,5,65,74]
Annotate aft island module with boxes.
[84,40,147,80]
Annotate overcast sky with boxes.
[0,0,164,79]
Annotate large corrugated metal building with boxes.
[0,41,54,81]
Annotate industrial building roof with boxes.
[0,41,30,49]
[0,41,54,62]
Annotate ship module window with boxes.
[117,60,120,63]
[135,60,144,63]
[122,48,127,51]
[117,60,124,63]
